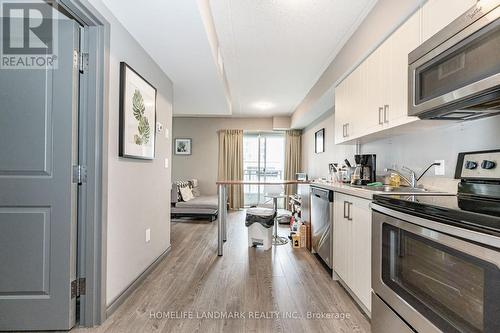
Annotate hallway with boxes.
[73,211,370,333]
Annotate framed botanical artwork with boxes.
[315,128,325,154]
[174,138,192,155]
[119,62,157,160]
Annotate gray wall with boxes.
[172,117,274,195]
[88,0,173,306]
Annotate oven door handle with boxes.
[372,204,500,269]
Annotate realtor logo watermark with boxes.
[1,0,58,69]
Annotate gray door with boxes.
[0,16,80,331]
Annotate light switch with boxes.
[164,158,169,169]
[156,122,163,133]
[145,228,151,243]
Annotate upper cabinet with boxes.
[334,0,478,144]
[421,0,478,42]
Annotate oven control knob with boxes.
[481,160,496,170]
[465,161,478,170]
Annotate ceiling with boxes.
[100,0,230,117]
[99,0,377,118]
[209,0,377,116]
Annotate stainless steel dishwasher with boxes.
[310,186,334,268]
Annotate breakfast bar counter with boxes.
[215,180,310,256]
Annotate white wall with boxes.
[301,114,500,191]
[172,117,274,195]
[361,115,500,181]
[87,0,173,306]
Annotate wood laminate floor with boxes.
[73,211,371,333]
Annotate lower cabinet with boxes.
[333,192,372,313]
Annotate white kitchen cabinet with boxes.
[334,0,476,144]
[349,195,372,312]
[385,9,421,127]
[333,192,372,313]
[333,193,350,282]
[334,78,348,143]
[421,0,478,42]
[334,9,420,144]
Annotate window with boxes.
[243,132,285,207]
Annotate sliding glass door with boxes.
[243,132,285,207]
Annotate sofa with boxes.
[171,180,218,222]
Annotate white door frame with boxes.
[54,0,109,326]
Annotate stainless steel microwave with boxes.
[408,0,500,120]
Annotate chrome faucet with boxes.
[385,162,441,188]
[385,167,417,188]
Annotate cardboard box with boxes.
[300,224,306,248]
[292,234,301,248]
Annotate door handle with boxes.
[347,202,353,221]
[384,104,389,123]
[378,107,383,125]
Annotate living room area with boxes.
[171,116,302,221]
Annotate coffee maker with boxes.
[351,154,376,185]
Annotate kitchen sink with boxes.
[353,185,445,194]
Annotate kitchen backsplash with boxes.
[302,112,500,193]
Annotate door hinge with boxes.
[72,165,87,185]
[79,52,89,74]
[71,278,86,298]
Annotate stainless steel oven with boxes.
[372,206,500,333]
[408,1,500,120]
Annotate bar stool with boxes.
[264,193,288,245]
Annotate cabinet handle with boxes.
[347,202,353,221]
[343,201,348,218]
[342,124,346,138]
[378,107,383,125]
[345,123,349,137]
[384,104,389,123]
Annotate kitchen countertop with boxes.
[308,181,453,200]
[309,181,377,200]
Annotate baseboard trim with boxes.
[105,245,171,318]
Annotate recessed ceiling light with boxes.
[252,101,275,110]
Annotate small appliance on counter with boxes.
[351,154,376,185]
[329,162,353,183]
[371,149,500,333]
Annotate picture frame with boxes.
[174,138,192,155]
[315,128,325,154]
[119,62,157,160]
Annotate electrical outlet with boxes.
[145,228,151,243]
[435,160,445,176]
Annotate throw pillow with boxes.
[179,186,194,202]
[189,179,201,197]
[191,186,201,197]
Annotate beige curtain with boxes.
[284,129,302,198]
[217,129,244,209]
